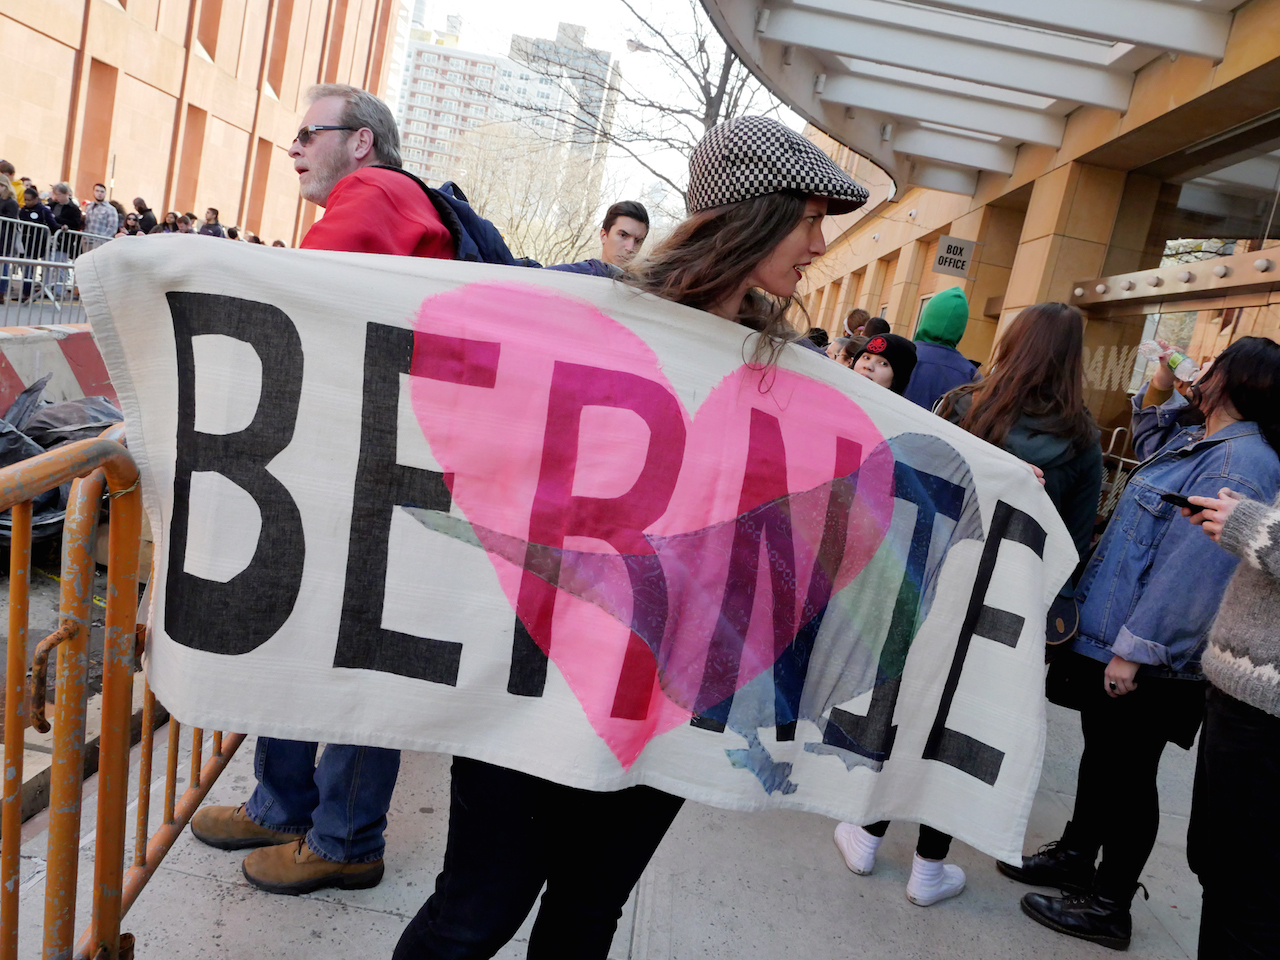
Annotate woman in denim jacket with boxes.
[1000,336,1280,951]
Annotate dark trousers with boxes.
[864,821,952,860]
[1066,685,1172,898]
[1188,686,1280,959]
[393,757,685,960]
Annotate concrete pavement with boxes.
[15,702,1202,959]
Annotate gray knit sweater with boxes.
[1203,492,1280,717]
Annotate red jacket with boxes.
[301,166,454,259]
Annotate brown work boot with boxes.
[242,837,385,895]
[190,804,304,851]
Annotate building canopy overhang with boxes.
[699,0,1251,202]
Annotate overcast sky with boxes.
[422,0,638,64]
[413,0,803,220]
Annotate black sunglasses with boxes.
[293,124,356,146]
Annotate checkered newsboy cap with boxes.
[687,115,869,216]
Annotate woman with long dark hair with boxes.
[1002,336,1280,951]
[149,211,180,234]
[938,302,1101,556]
[117,212,146,237]
[627,178,848,361]
[834,303,1100,906]
[392,115,870,960]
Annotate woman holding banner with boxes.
[392,116,870,959]
[1001,336,1280,951]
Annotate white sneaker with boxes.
[905,853,965,906]
[833,822,882,875]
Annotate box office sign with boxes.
[78,238,1076,864]
[934,235,976,278]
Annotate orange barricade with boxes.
[0,428,243,959]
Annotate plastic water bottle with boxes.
[1137,340,1200,381]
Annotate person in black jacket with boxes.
[17,187,57,301]
[936,302,1103,557]
[132,197,158,235]
[49,183,83,239]
[18,186,57,233]
[48,182,84,295]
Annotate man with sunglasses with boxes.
[190,83,454,897]
[285,86,453,257]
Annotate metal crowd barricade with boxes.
[0,217,52,263]
[58,231,114,260]
[0,255,84,326]
[0,426,244,960]
[0,218,58,316]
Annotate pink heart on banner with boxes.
[410,282,895,767]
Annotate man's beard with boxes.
[300,150,350,206]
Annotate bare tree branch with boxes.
[448,121,615,264]
[489,0,788,206]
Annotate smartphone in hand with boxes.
[1160,491,1201,513]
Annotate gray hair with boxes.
[53,182,71,195]
[306,84,401,167]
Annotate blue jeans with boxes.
[244,737,400,864]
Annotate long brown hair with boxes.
[628,191,809,365]
[937,302,1095,450]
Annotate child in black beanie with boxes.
[851,332,917,395]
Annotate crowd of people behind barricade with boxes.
[0,157,289,301]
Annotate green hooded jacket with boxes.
[914,286,969,348]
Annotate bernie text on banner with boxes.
[77,237,1076,864]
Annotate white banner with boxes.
[78,237,1075,863]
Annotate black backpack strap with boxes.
[369,164,466,260]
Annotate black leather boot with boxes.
[997,835,1097,893]
[1020,890,1133,950]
